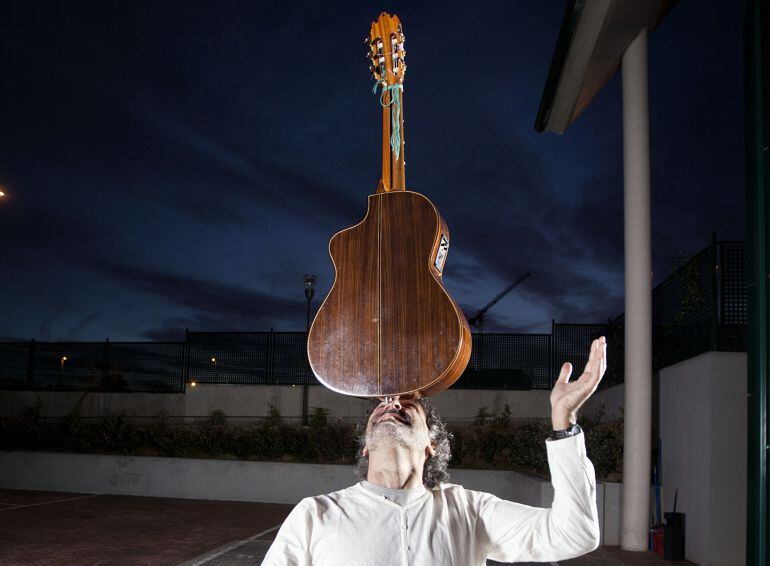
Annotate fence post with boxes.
[26,339,35,389]
[182,328,190,392]
[710,231,719,350]
[550,319,556,385]
[547,332,553,388]
[103,338,110,384]
[268,328,274,385]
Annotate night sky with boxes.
[0,1,744,342]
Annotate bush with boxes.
[0,402,623,480]
[450,405,623,481]
[582,414,624,482]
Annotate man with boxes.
[262,337,607,565]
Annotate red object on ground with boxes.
[652,527,665,557]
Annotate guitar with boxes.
[307,12,471,398]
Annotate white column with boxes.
[621,27,653,552]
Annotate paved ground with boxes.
[0,489,290,566]
[0,489,695,565]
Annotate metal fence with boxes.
[0,329,605,393]
[601,238,747,387]
[0,341,185,393]
[0,238,746,393]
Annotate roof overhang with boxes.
[535,0,679,134]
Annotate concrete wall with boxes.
[0,385,552,423]
[0,453,552,506]
[658,351,747,566]
[583,351,747,565]
[0,450,620,544]
[583,381,626,421]
[183,385,306,421]
[0,390,186,420]
[0,451,357,504]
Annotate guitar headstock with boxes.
[367,12,406,88]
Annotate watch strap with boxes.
[552,423,582,440]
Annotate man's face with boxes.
[364,398,433,455]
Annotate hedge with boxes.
[0,400,623,481]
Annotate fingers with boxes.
[558,337,608,387]
[597,336,607,378]
[581,336,607,387]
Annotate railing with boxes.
[0,341,185,393]
[0,328,603,393]
[0,238,746,393]
[602,238,747,387]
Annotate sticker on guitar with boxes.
[434,235,449,273]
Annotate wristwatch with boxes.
[552,423,582,440]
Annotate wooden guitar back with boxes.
[308,191,471,397]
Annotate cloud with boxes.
[65,312,100,341]
[131,107,364,230]
[0,200,111,260]
[416,117,625,324]
[82,259,309,335]
[38,311,61,342]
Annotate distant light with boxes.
[190,381,197,388]
[292,384,296,387]
[61,356,67,362]
[0,191,5,198]
[210,357,216,363]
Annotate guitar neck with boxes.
[379,86,406,192]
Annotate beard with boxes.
[366,417,425,451]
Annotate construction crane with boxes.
[468,272,531,333]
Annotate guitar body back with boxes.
[308,190,471,397]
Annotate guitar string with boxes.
[377,191,382,395]
[374,77,401,394]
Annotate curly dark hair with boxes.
[354,398,452,488]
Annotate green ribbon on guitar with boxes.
[373,80,403,159]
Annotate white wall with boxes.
[659,351,747,566]
[583,351,747,565]
[0,452,551,505]
[429,388,551,423]
[0,451,620,544]
[0,390,185,419]
[0,385,552,423]
[583,381,626,421]
[184,384,306,421]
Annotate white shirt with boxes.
[261,433,600,565]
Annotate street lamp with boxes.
[304,274,317,331]
[59,355,67,387]
[302,274,317,426]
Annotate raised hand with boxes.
[550,336,607,430]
